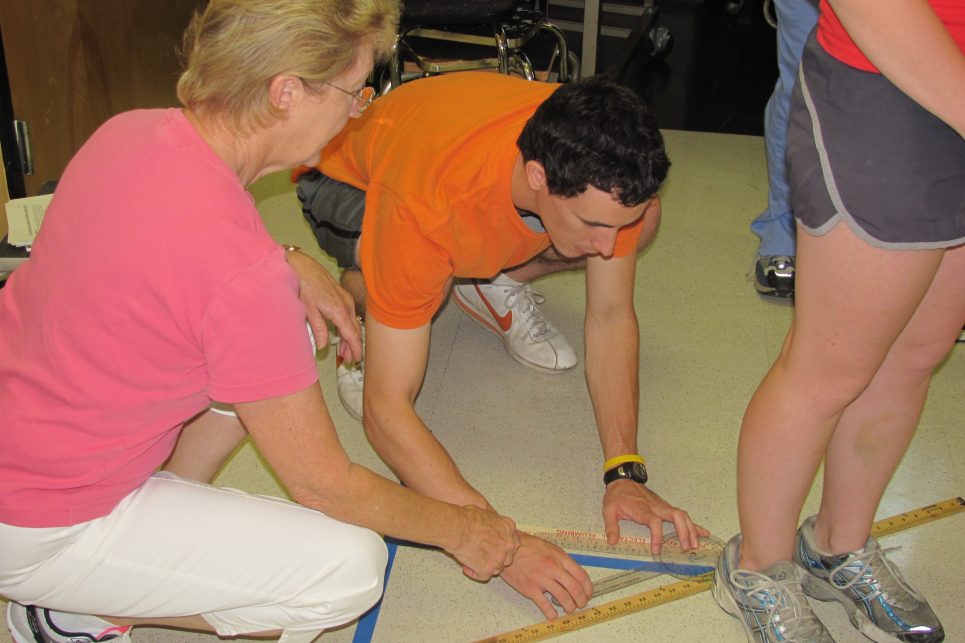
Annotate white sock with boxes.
[489,272,524,287]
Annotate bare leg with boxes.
[813,243,965,554]
[86,614,281,638]
[162,409,247,483]
[736,222,950,571]
[102,615,224,633]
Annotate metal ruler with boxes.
[479,497,964,643]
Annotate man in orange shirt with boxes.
[296,72,708,618]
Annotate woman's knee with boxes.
[885,331,957,382]
[339,527,388,589]
[780,339,880,410]
[307,527,387,622]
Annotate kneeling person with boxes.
[296,72,708,618]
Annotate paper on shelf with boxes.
[5,194,53,247]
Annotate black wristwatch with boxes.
[604,461,648,486]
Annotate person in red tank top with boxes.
[714,2,964,641]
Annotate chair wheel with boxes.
[647,25,673,59]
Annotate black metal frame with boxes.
[385,0,576,91]
[0,26,25,200]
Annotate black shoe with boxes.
[754,255,795,299]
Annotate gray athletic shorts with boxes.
[296,170,365,269]
[787,34,965,249]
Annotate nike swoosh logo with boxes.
[475,283,513,333]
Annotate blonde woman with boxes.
[0,2,518,642]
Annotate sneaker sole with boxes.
[753,278,794,299]
[451,289,574,375]
[755,287,794,299]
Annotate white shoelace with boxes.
[827,545,922,609]
[500,283,556,341]
[731,568,825,639]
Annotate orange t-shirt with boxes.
[313,72,645,329]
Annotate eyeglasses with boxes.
[325,82,377,114]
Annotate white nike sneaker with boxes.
[332,327,364,421]
[451,273,577,373]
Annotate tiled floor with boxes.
[6,127,960,643]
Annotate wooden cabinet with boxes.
[0,0,201,196]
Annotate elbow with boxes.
[286,461,355,517]
[288,482,339,516]
[361,395,404,447]
[361,373,419,443]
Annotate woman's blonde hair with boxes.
[177,0,399,131]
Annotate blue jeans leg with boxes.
[751,0,819,258]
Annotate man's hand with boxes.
[450,506,520,582]
[284,250,362,361]
[499,533,593,619]
[602,481,709,554]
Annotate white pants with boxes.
[0,472,387,642]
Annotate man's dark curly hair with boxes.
[516,76,670,207]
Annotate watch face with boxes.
[604,461,648,485]
[623,462,648,483]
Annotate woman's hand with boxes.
[284,249,363,361]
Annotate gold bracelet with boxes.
[603,454,645,472]
[282,243,301,253]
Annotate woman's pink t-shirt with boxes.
[0,109,318,527]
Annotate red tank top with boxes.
[817,0,965,72]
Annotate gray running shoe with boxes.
[794,516,944,643]
[714,534,835,642]
[754,255,795,299]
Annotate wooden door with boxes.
[0,0,201,196]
